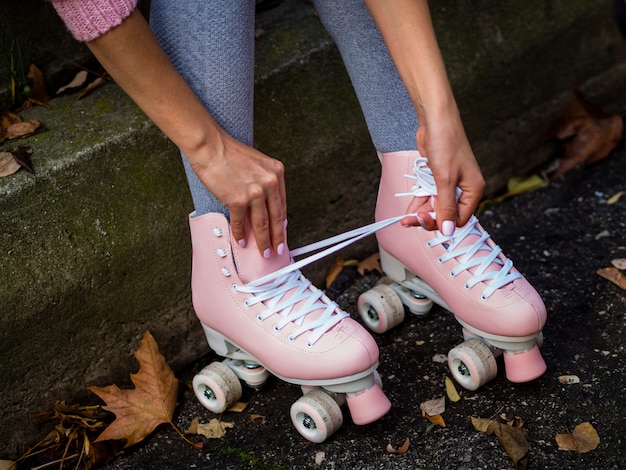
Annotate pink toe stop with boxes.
[345,383,391,425]
[503,344,547,383]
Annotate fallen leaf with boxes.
[77,76,108,100]
[606,191,624,205]
[470,416,529,465]
[4,119,40,141]
[445,377,461,402]
[194,418,234,439]
[386,438,410,454]
[10,146,34,174]
[559,375,581,384]
[545,88,623,178]
[0,152,21,177]
[611,258,626,270]
[325,257,358,288]
[596,267,626,290]
[423,413,446,427]
[27,64,51,104]
[227,401,248,413]
[420,396,445,416]
[249,414,266,423]
[0,460,16,470]
[57,70,89,94]
[89,330,179,448]
[314,451,325,465]
[555,422,600,453]
[357,252,382,276]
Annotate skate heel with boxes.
[379,245,409,282]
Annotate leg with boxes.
[317,0,547,387]
[150,0,256,216]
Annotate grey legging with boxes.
[150,0,418,217]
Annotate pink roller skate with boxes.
[357,151,547,391]
[189,212,391,442]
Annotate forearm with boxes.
[363,0,456,120]
[85,10,226,161]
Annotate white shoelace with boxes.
[234,216,406,346]
[398,156,521,300]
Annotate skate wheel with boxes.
[290,389,343,443]
[448,339,498,391]
[193,362,242,413]
[357,284,404,333]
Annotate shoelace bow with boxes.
[234,216,406,346]
[398,157,521,300]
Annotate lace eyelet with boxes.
[306,341,313,348]
[427,241,434,248]
[288,335,295,342]
[450,271,457,278]
[221,267,231,277]
[257,315,263,321]
[438,257,444,263]
[481,294,488,301]
[244,299,251,307]
[213,227,223,237]
[274,325,281,332]
[464,283,470,290]
[217,248,227,258]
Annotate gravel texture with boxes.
[98,129,626,470]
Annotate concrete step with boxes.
[1,0,625,456]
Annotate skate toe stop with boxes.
[503,344,547,383]
[346,383,391,425]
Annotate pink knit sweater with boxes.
[50,0,138,42]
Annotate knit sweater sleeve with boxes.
[50,0,138,42]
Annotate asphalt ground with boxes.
[95,128,626,469]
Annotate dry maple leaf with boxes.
[545,88,623,179]
[27,64,51,104]
[357,252,382,276]
[555,422,600,453]
[89,330,178,448]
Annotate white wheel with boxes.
[290,389,343,443]
[357,284,405,333]
[193,361,242,413]
[448,339,498,391]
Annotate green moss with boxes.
[219,446,288,470]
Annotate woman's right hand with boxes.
[188,132,287,258]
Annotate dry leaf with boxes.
[249,414,266,423]
[386,438,410,454]
[77,76,108,100]
[596,267,626,290]
[4,119,40,141]
[470,416,529,465]
[227,401,248,412]
[89,330,179,448]
[0,152,21,177]
[610,258,626,270]
[423,413,446,427]
[606,191,624,205]
[314,451,325,465]
[57,70,89,94]
[195,418,234,439]
[545,88,623,179]
[445,377,461,402]
[555,422,600,453]
[326,257,346,288]
[357,252,382,276]
[420,396,445,416]
[27,64,50,104]
[0,460,16,470]
[558,375,581,384]
[10,146,34,174]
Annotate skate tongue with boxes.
[230,219,291,285]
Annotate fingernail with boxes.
[263,248,271,259]
[442,220,455,236]
[238,239,246,248]
[277,243,285,256]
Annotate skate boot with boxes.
[189,212,391,442]
[357,150,547,391]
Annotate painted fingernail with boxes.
[442,220,455,236]
[238,239,247,248]
[277,243,285,256]
[263,248,271,259]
